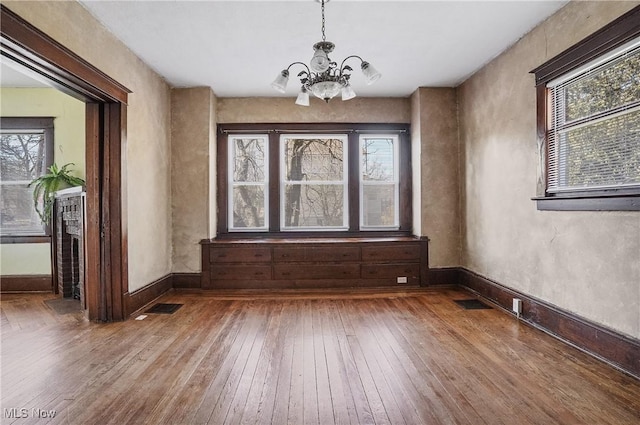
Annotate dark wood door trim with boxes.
[1,4,131,321]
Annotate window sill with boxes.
[1,235,51,244]
[533,193,640,211]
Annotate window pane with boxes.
[556,109,640,190]
[232,185,265,228]
[362,184,396,227]
[283,184,344,228]
[0,131,47,235]
[362,137,395,182]
[283,137,344,181]
[564,47,640,122]
[233,137,266,182]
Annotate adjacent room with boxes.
[1,1,638,424]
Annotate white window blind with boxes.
[547,40,640,193]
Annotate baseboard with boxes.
[0,275,52,292]
[428,267,460,285]
[125,274,173,317]
[458,267,640,379]
[172,272,201,289]
[124,272,202,317]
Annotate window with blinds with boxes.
[546,38,640,193]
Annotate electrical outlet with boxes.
[512,298,522,317]
[397,276,408,284]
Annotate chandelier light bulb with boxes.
[295,87,310,106]
[361,62,382,85]
[341,84,356,101]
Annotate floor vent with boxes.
[454,299,492,310]
[146,303,183,314]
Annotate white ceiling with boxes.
[22,1,569,97]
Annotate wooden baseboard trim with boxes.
[458,267,640,379]
[428,267,460,285]
[1,275,52,292]
[125,274,173,317]
[172,273,201,289]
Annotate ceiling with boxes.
[4,1,570,97]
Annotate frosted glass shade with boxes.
[361,62,381,85]
[341,84,356,101]
[295,88,310,106]
[310,48,330,73]
[309,81,342,102]
[271,70,289,93]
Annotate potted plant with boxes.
[29,163,85,225]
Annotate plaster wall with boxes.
[0,87,84,275]
[458,1,640,338]
[217,97,410,124]
[171,87,216,273]
[3,1,173,292]
[412,88,460,267]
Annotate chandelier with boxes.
[271,0,381,106]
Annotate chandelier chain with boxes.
[321,0,326,42]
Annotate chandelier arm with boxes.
[286,61,312,75]
[338,55,364,73]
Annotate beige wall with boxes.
[217,97,411,124]
[171,87,216,272]
[411,88,460,267]
[458,1,640,339]
[4,1,173,292]
[0,87,85,275]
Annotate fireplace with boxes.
[55,188,85,307]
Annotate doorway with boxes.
[1,4,130,321]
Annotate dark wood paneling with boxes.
[210,247,272,263]
[274,264,360,280]
[361,244,420,261]
[459,268,640,379]
[172,273,201,289]
[203,237,427,290]
[427,267,460,286]
[211,265,272,281]
[124,274,173,317]
[0,275,52,292]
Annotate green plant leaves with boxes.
[28,162,85,225]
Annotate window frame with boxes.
[227,134,270,232]
[279,133,349,232]
[217,123,412,238]
[359,133,400,231]
[0,117,54,243]
[531,5,640,211]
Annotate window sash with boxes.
[0,120,53,237]
[359,134,399,230]
[546,39,640,193]
[228,135,269,232]
[280,134,349,231]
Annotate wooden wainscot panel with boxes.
[361,264,420,281]
[211,265,272,280]
[210,247,271,263]
[272,247,306,262]
[273,264,360,280]
[361,244,421,261]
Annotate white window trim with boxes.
[359,134,400,231]
[227,134,269,232]
[279,134,349,231]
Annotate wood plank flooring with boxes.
[1,287,639,425]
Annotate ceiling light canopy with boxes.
[271,0,381,105]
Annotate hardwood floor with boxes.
[2,288,639,425]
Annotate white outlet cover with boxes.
[397,276,408,284]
